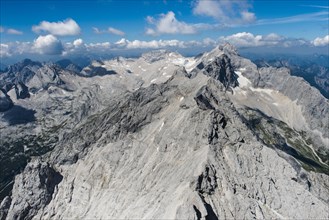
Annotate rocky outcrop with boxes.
[65,64,82,73]
[0,89,13,112]
[202,55,239,90]
[14,82,30,99]
[0,59,42,89]
[1,159,62,220]
[49,83,170,165]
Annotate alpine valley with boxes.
[0,44,328,219]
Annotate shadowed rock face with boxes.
[14,82,30,99]
[0,89,13,112]
[2,106,36,125]
[203,55,239,90]
[0,45,328,219]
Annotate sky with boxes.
[0,0,328,63]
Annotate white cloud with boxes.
[114,38,186,49]
[263,33,284,41]
[203,37,217,46]
[241,11,256,23]
[1,34,325,60]
[73,38,84,47]
[107,27,125,36]
[193,0,223,19]
[312,35,329,46]
[0,26,4,33]
[219,32,288,47]
[32,18,81,36]
[146,11,197,35]
[33,35,64,55]
[193,0,256,25]
[218,32,312,48]
[7,28,23,35]
[0,44,11,57]
[115,38,129,47]
[93,27,125,36]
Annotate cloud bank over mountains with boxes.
[1,31,328,59]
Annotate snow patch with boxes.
[172,58,186,66]
[184,59,197,73]
[235,71,251,88]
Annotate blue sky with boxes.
[0,0,328,61]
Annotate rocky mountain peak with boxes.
[141,49,180,63]
[202,54,239,90]
[218,43,239,55]
[8,59,42,73]
[189,50,239,91]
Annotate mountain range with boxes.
[0,44,328,219]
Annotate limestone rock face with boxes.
[257,67,329,139]
[2,159,62,220]
[0,45,328,219]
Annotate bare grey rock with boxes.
[2,159,62,220]
[202,55,239,91]
[0,196,11,220]
[256,67,329,140]
[1,45,328,219]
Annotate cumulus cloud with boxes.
[312,35,329,46]
[114,38,186,49]
[146,11,197,35]
[33,35,64,55]
[73,38,84,47]
[93,27,125,36]
[32,18,81,36]
[219,32,271,47]
[193,0,256,25]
